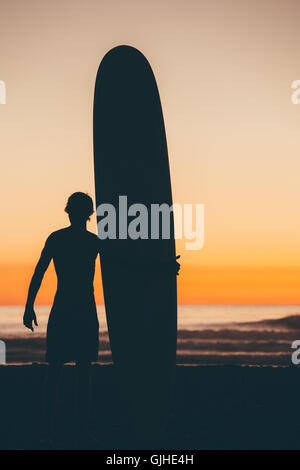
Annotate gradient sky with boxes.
[1,0,300,304]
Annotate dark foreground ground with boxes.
[0,364,300,450]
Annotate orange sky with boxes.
[1,0,300,305]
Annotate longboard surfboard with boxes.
[93,45,177,429]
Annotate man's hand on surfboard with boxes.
[23,306,38,332]
[175,255,181,276]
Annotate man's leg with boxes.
[76,360,91,435]
[42,362,63,440]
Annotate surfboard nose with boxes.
[98,45,150,77]
[103,44,145,60]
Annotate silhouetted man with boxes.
[23,192,100,446]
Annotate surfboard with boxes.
[93,45,177,432]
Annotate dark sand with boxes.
[0,364,300,450]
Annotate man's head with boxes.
[65,192,94,223]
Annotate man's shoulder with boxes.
[86,230,99,240]
[86,230,101,247]
[46,227,70,243]
[46,228,100,250]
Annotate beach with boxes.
[2,305,300,449]
[1,364,300,450]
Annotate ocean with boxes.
[1,305,300,366]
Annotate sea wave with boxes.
[2,314,300,366]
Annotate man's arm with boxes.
[23,236,53,331]
[100,249,181,275]
[97,237,181,275]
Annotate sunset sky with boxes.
[1,0,300,304]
